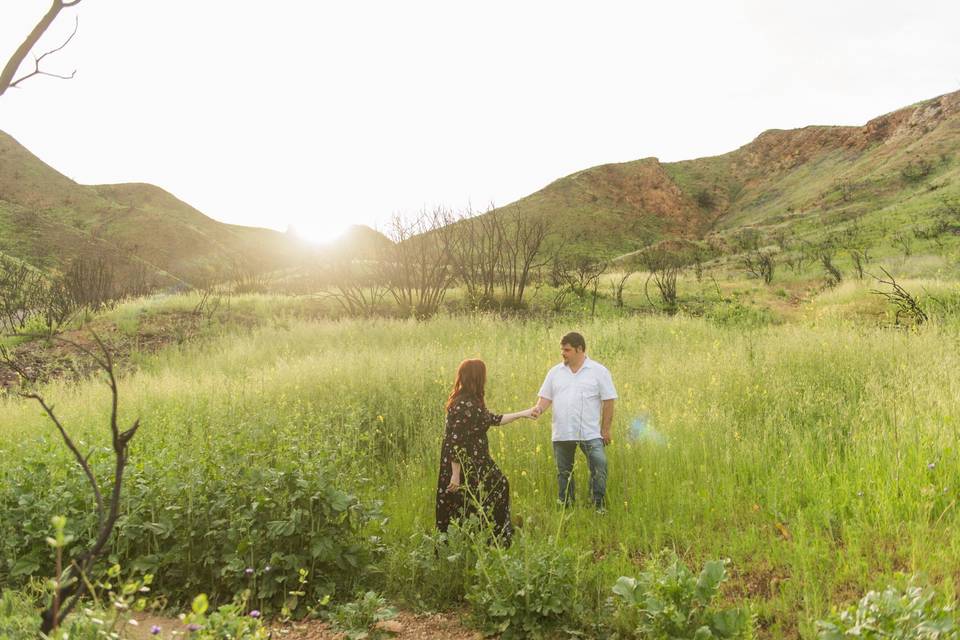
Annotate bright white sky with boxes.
[1,1,959,243]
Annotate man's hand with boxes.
[533,398,551,419]
[446,477,461,493]
[601,399,615,446]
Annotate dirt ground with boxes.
[0,310,205,391]
[127,611,482,639]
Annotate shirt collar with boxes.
[566,356,592,371]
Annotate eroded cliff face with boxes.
[733,90,960,177]
[499,89,960,251]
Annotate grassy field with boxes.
[3,295,960,637]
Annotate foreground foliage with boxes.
[609,554,753,639]
[817,583,959,639]
[3,310,960,637]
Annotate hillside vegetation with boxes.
[0,130,311,285]
[496,90,960,257]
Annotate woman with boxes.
[435,358,534,545]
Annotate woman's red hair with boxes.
[446,359,486,411]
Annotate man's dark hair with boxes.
[561,332,586,352]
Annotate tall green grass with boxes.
[2,313,960,637]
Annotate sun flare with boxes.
[291,221,352,246]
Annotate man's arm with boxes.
[601,399,615,445]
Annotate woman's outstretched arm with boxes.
[497,407,536,426]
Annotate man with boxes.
[533,331,617,510]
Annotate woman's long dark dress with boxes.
[435,395,512,544]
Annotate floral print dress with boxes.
[435,395,512,544]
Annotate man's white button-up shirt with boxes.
[537,357,618,442]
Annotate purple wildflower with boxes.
[250,610,261,619]
[188,623,201,632]
[151,625,161,635]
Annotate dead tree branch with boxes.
[1,1,84,97]
[19,331,142,634]
[870,267,928,326]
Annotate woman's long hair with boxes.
[446,359,486,411]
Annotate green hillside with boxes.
[495,90,960,257]
[0,130,310,284]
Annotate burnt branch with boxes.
[870,267,928,326]
[29,330,141,634]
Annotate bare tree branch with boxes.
[1,1,84,97]
[21,330,143,634]
[9,17,79,89]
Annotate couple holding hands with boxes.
[435,332,618,545]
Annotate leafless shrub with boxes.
[317,257,387,316]
[122,261,157,299]
[841,231,872,280]
[63,256,116,312]
[892,232,913,258]
[818,246,843,287]
[378,209,457,318]
[230,252,272,293]
[562,256,607,316]
[640,246,682,311]
[495,206,552,308]
[741,248,776,285]
[448,206,503,308]
[871,267,928,325]
[609,259,638,308]
[0,255,45,334]
[848,247,870,280]
[40,277,80,336]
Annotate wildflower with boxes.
[151,625,161,635]
[245,567,254,576]
[188,623,201,632]
[377,415,384,422]
[928,462,936,470]
[264,565,272,573]
[250,610,261,619]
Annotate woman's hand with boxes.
[447,461,462,493]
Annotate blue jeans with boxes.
[553,439,607,508]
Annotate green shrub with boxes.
[326,591,397,640]
[0,590,39,639]
[388,519,480,610]
[467,537,586,639]
[816,583,958,639]
[180,593,270,640]
[0,448,384,614]
[607,554,753,639]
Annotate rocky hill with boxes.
[500,90,960,255]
